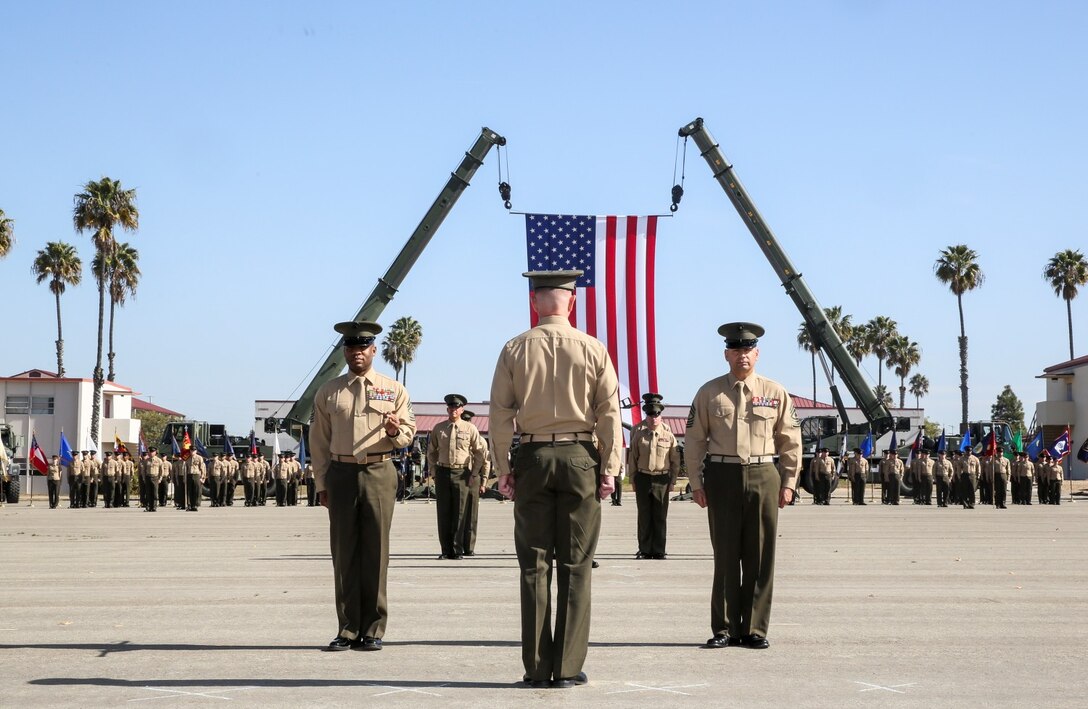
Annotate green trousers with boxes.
[703,461,780,638]
[513,441,601,681]
[326,459,397,640]
[462,481,481,554]
[436,466,472,557]
[634,472,670,556]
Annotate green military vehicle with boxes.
[1,423,23,503]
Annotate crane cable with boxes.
[496,143,512,209]
[670,134,688,212]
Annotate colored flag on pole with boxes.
[180,431,193,460]
[1006,429,1023,460]
[297,432,307,466]
[114,432,128,455]
[908,430,923,463]
[29,434,49,474]
[171,434,181,457]
[1048,427,1072,461]
[980,430,997,457]
[525,213,660,425]
[272,432,281,461]
[1026,430,1043,460]
[888,429,898,456]
[860,431,873,459]
[249,430,258,456]
[1078,436,1088,463]
[223,432,235,457]
[959,428,972,452]
[194,435,210,459]
[936,429,947,454]
[59,431,74,466]
[138,431,148,456]
[160,426,173,446]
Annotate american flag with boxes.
[525,213,660,425]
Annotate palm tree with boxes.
[73,177,139,446]
[93,242,140,381]
[865,316,898,388]
[908,373,929,409]
[796,324,818,402]
[886,334,921,408]
[934,245,984,430]
[0,209,13,259]
[874,384,893,407]
[1042,249,1088,360]
[387,316,422,384]
[380,334,406,381]
[846,321,871,366]
[32,242,83,376]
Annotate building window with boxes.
[104,397,112,419]
[5,396,29,415]
[31,396,55,415]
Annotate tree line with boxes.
[796,244,1087,429]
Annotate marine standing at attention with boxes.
[311,321,416,652]
[426,393,487,560]
[629,393,681,559]
[685,322,801,650]
[489,270,621,689]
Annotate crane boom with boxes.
[678,117,894,435]
[283,126,507,427]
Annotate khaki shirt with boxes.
[48,461,62,481]
[684,371,802,492]
[809,455,836,480]
[310,367,416,494]
[1042,460,1063,481]
[302,464,314,481]
[627,420,682,484]
[184,454,206,479]
[489,314,621,480]
[70,459,84,479]
[88,457,102,482]
[103,458,119,480]
[845,456,868,478]
[1012,459,1034,480]
[912,458,934,479]
[932,457,953,479]
[964,454,981,478]
[879,456,904,480]
[426,418,487,475]
[981,456,1009,481]
[147,456,168,482]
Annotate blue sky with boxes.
[2,1,1086,436]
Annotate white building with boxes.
[1036,355,1087,480]
[1,368,142,464]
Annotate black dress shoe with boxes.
[705,634,740,648]
[325,636,354,651]
[358,636,382,651]
[450,554,464,560]
[591,560,599,569]
[464,551,476,556]
[550,672,588,688]
[634,551,645,559]
[741,634,769,649]
[437,554,448,560]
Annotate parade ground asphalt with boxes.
[2,486,1087,709]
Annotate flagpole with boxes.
[27,431,35,507]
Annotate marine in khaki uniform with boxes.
[932,450,953,507]
[1040,451,1063,504]
[184,452,206,511]
[686,322,802,651]
[809,447,835,505]
[286,451,301,506]
[145,449,167,512]
[47,455,62,509]
[879,449,904,505]
[137,451,150,509]
[460,410,489,555]
[958,450,981,508]
[845,448,868,505]
[426,393,488,560]
[312,320,416,653]
[303,461,316,506]
[629,393,681,559]
[912,450,934,505]
[273,453,288,506]
[120,451,134,507]
[489,271,621,688]
[1012,451,1034,505]
[87,451,102,507]
[101,451,117,508]
[983,451,1010,509]
[66,453,82,508]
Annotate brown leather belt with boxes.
[638,469,671,476]
[707,454,775,464]
[332,453,392,464]
[520,432,593,443]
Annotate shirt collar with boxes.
[538,314,571,326]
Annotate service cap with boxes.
[334,320,383,347]
[1039,450,1052,458]
[817,447,830,453]
[444,393,468,408]
[523,270,583,291]
[718,321,765,349]
[461,410,476,421]
[642,401,664,416]
[641,392,663,403]
[852,447,863,454]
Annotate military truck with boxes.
[1,422,22,503]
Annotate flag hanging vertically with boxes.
[1078,436,1088,463]
[223,432,235,457]
[194,435,210,459]
[1048,427,1071,461]
[59,431,74,466]
[138,431,148,456]
[272,432,281,462]
[888,430,898,456]
[249,430,258,456]
[180,431,193,460]
[936,429,947,454]
[1010,429,1023,456]
[860,431,873,459]
[959,428,973,452]
[908,430,923,463]
[1026,430,1043,460]
[114,432,128,455]
[171,434,181,457]
[29,434,49,474]
[525,214,659,424]
[297,432,307,466]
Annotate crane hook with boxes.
[499,181,512,210]
[670,184,683,212]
